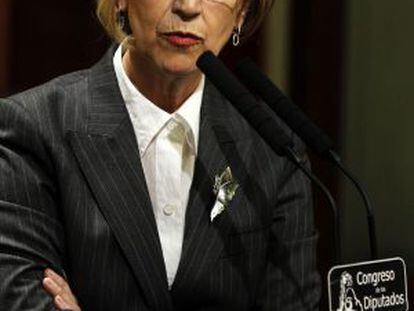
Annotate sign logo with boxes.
[328,257,408,311]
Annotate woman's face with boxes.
[119,0,244,76]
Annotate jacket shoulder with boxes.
[1,68,93,136]
[7,69,89,109]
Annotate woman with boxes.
[0,0,320,310]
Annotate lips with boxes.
[161,31,203,47]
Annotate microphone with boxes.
[197,51,341,263]
[236,58,334,158]
[199,54,293,158]
[235,58,378,260]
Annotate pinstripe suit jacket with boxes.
[0,46,320,310]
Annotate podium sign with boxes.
[328,257,408,311]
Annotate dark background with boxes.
[1,0,412,309]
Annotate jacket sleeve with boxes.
[0,98,65,310]
[254,151,321,310]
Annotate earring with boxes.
[232,26,241,47]
[117,10,132,34]
[117,10,126,29]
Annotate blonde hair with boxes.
[96,0,127,44]
[96,0,275,44]
[243,0,275,37]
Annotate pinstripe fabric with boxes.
[0,46,320,310]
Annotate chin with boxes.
[161,57,199,77]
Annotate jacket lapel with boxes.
[171,81,253,296]
[66,47,173,311]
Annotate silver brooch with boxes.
[210,166,240,222]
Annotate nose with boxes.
[172,0,202,20]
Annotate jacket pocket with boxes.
[219,225,270,258]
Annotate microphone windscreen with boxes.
[236,58,334,157]
[197,51,293,156]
